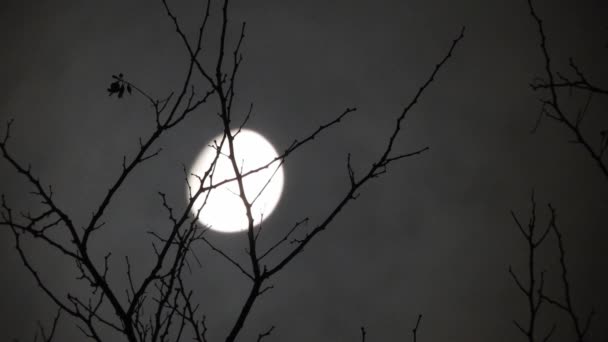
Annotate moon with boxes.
[187,129,285,233]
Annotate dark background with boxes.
[1,0,607,341]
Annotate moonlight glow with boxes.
[187,129,284,233]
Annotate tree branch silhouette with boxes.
[526,0,608,181]
[509,202,593,342]
[509,192,555,342]
[540,205,594,342]
[513,3,603,340]
[1,0,464,341]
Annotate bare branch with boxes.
[256,326,275,342]
[263,26,465,280]
[527,0,608,181]
[412,314,422,342]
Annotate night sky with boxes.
[1,0,607,341]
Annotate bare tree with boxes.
[0,1,464,341]
[509,1,605,341]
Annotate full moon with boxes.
[187,129,285,233]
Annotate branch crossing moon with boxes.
[188,129,285,233]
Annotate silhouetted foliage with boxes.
[107,73,132,99]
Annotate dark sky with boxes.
[1,0,607,341]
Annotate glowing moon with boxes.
[187,129,285,233]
